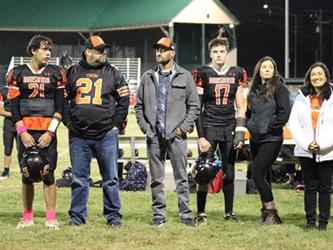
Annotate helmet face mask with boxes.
[192,154,221,185]
[21,147,50,182]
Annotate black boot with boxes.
[258,207,267,224]
[264,209,282,225]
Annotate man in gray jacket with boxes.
[135,37,200,227]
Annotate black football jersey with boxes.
[66,62,129,139]
[7,64,65,130]
[192,65,247,127]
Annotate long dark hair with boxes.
[248,56,282,105]
[301,62,332,100]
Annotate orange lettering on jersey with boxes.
[86,73,99,78]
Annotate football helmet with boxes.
[20,146,50,182]
[192,153,222,185]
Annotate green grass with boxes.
[0,114,332,250]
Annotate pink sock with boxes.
[23,210,33,221]
[46,209,57,221]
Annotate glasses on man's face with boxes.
[155,48,170,53]
[92,47,107,54]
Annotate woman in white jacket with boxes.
[289,62,333,231]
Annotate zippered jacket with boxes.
[288,89,333,162]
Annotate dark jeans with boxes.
[298,157,333,225]
[250,140,282,203]
[68,129,121,224]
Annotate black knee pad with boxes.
[223,166,235,184]
[4,147,13,156]
[22,175,34,185]
[42,171,55,186]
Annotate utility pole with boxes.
[314,9,330,61]
[285,0,289,78]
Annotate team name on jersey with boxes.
[23,76,50,84]
[209,77,235,84]
[86,73,99,78]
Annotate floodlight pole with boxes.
[285,0,289,78]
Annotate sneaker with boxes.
[318,223,327,231]
[150,217,166,227]
[0,171,9,181]
[195,213,208,226]
[263,209,282,225]
[68,220,82,227]
[16,219,34,229]
[304,222,316,231]
[45,219,59,230]
[180,218,196,227]
[224,213,239,222]
[108,221,122,229]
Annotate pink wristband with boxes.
[16,125,27,136]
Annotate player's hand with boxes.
[37,132,52,148]
[116,86,130,97]
[234,141,244,149]
[20,132,36,148]
[198,137,211,153]
[308,141,320,153]
[176,127,185,136]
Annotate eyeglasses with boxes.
[155,48,171,53]
[91,47,107,54]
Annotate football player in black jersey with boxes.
[0,85,17,180]
[8,35,65,230]
[66,35,129,228]
[192,37,248,225]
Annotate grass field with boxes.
[0,114,332,250]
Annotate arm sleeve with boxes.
[112,70,130,130]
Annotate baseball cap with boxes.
[85,35,110,50]
[153,37,175,50]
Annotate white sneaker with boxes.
[16,219,34,229]
[45,219,60,230]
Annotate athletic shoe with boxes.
[318,223,327,231]
[150,217,166,227]
[16,219,34,229]
[45,219,59,230]
[304,222,316,231]
[195,213,208,226]
[180,218,196,227]
[0,171,9,180]
[108,221,122,229]
[224,213,239,222]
